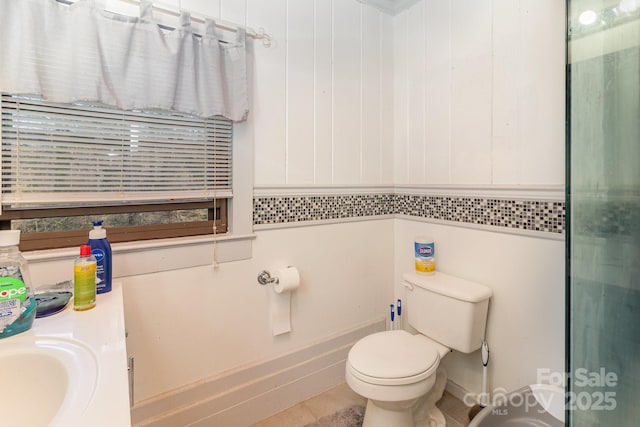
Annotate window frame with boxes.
[0,94,234,251]
[0,200,228,251]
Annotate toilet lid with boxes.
[348,330,439,380]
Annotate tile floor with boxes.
[250,383,471,427]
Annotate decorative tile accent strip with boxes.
[394,194,565,233]
[253,193,566,234]
[253,194,394,225]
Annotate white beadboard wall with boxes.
[394,0,566,186]
[248,0,395,186]
[112,0,565,190]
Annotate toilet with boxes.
[346,271,492,427]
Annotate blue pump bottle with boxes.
[87,220,112,294]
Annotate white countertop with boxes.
[11,282,131,427]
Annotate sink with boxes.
[0,282,129,427]
[0,336,98,427]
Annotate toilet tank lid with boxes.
[403,272,492,302]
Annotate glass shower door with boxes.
[567,0,640,426]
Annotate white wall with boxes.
[89,0,395,403]
[121,220,394,402]
[26,0,567,410]
[248,0,395,186]
[394,0,565,185]
[392,0,566,397]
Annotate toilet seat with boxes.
[347,330,440,386]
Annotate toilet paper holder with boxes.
[257,270,279,285]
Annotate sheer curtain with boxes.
[0,0,249,122]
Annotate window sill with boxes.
[25,234,256,280]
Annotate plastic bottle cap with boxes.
[89,219,107,239]
[80,244,92,257]
[0,230,21,247]
[415,235,434,243]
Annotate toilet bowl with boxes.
[346,330,449,427]
[346,272,493,427]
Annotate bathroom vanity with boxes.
[0,282,130,426]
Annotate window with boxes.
[0,94,232,251]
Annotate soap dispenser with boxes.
[0,230,36,339]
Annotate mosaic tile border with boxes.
[395,194,565,233]
[253,193,566,234]
[253,194,394,225]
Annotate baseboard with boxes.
[131,319,385,426]
[445,379,474,407]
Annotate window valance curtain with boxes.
[0,0,249,122]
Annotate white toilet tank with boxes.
[403,272,492,353]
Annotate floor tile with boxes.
[250,404,316,427]
[437,391,471,425]
[252,383,471,427]
[302,383,366,420]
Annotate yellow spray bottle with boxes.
[74,244,96,311]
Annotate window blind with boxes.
[0,94,232,208]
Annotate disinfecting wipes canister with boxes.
[414,236,435,274]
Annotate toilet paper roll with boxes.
[270,266,300,336]
[273,267,300,294]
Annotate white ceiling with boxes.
[357,0,422,16]
[361,0,637,17]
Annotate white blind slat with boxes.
[1,94,232,206]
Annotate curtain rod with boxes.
[57,0,272,46]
